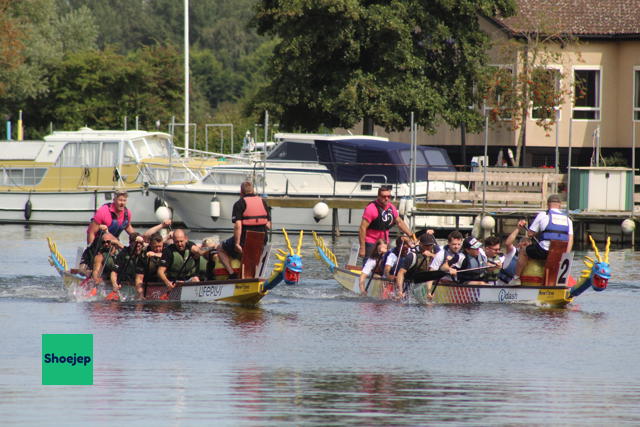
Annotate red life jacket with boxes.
[241,195,269,226]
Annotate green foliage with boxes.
[602,152,628,167]
[24,45,183,137]
[251,0,515,133]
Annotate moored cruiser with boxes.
[0,128,228,225]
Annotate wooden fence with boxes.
[426,169,565,209]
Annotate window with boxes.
[266,141,318,161]
[56,142,118,167]
[1,168,47,186]
[483,65,515,120]
[573,69,600,120]
[634,69,640,121]
[531,67,561,120]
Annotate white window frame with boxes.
[530,65,563,122]
[572,65,602,121]
[633,66,640,122]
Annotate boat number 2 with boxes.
[556,253,574,285]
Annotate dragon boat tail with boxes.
[313,232,611,307]
[47,229,303,305]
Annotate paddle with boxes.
[415,262,498,298]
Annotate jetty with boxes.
[267,167,638,247]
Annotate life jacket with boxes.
[94,203,130,238]
[115,249,138,283]
[458,251,487,283]
[498,250,518,284]
[98,247,117,281]
[406,251,431,279]
[141,253,162,283]
[367,201,395,231]
[241,195,269,226]
[484,254,502,282]
[539,210,570,242]
[166,246,198,281]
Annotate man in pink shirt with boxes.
[86,190,135,248]
[358,186,413,263]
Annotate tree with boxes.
[480,6,577,166]
[251,0,515,134]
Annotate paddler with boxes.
[394,232,438,298]
[496,220,531,286]
[110,232,145,294]
[157,228,207,289]
[358,185,413,264]
[456,236,489,285]
[91,239,120,284]
[217,181,271,278]
[513,194,573,283]
[134,232,165,299]
[358,239,388,294]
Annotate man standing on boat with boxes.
[514,194,573,281]
[217,181,271,277]
[86,189,135,248]
[358,185,413,263]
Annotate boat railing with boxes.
[347,174,388,196]
[174,146,250,163]
[137,161,203,185]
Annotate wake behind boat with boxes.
[313,232,611,308]
[47,229,303,305]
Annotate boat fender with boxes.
[210,196,221,222]
[312,202,329,223]
[398,197,407,216]
[404,198,414,216]
[154,197,167,211]
[155,205,172,222]
[24,199,32,221]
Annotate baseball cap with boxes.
[547,194,561,203]
[419,233,437,246]
[462,236,482,250]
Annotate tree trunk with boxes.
[362,116,374,135]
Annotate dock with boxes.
[266,168,638,247]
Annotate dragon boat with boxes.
[47,229,303,305]
[313,232,611,308]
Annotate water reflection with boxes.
[227,368,640,425]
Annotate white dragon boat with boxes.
[48,229,303,305]
[313,232,611,308]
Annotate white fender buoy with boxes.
[622,218,636,234]
[210,196,221,222]
[398,197,407,216]
[480,215,495,231]
[472,215,482,238]
[312,202,329,223]
[155,205,172,222]
[404,198,414,216]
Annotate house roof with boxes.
[492,0,640,39]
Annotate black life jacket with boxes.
[367,201,394,231]
[458,251,487,283]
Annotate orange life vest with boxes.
[241,195,269,226]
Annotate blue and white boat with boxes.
[151,133,471,232]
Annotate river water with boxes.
[2,224,640,426]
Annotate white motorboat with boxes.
[0,128,228,225]
[151,133,472,232]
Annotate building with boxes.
[367,0,640,170]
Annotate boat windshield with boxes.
[130,136,178,160]
[266,141,318,161]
